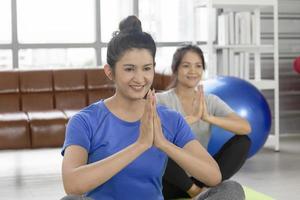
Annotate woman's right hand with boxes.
[185,85,208,124]
[184,85,203,124]
[137,89,154,149]
[187,183,203,198]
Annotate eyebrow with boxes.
[181,61,203,65]
[123,63,153,67]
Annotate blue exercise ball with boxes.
[204,76,272,158]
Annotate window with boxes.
[0,0,11,44]
[139,0,193,42]
[17,0,95,43]
[19,48,96,69]
[100,0,133,42]
[101,48,107,66]
[0,0,201,71]
[155,47,178,74]
[0,50,12,69]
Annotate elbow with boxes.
[206,172,221,187]
[243,121,252,135]
[64,182,85,196]
[63,175,86,196]
[205,164,222,187]
[239,120,252,135]
[209,168,222,186]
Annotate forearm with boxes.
[159,141,221,187]
[185,116,198,125]
[205,115,251,135]
[64,142,148,194]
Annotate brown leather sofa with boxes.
[0,68,171,150]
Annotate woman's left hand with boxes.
[153,95,169,149]
[197,85,209,122]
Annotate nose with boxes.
[132,68,146,83]
[190,64,197,73]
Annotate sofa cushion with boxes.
[86,68,114,89]
[0,94,20,112]
[53,69,85,91]
[0,71,19,93]
[0,71,20,113]
[27,110,67,148]
[20,70,53,92]
[20,70,54,111]
[0,112,30,149]
[153,73,164,91]
[22,93,54,111]
[88,88,115,104]
[53,69,87,110]
[55,91,87,110]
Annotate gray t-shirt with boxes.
[156,88,233,148]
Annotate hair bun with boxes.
[119,15,142,33]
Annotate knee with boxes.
[233,135,252,151]
[219,180,245,200]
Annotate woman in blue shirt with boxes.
[61,16,243,200]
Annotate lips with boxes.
[186,76,199,80]
[129,85,145,91]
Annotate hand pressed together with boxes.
[153,92,168,149]
[137,90,155,149]
[187,85,210,124]
[137,89,168,149]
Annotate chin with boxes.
[128,91,148,100]
[183,82,198,88]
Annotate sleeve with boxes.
[208,95,234,117]
[155,92,167,106]
[173,113,196,148]
[61,114,91,156]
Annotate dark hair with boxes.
[107,15,156,69]
[168,45,206,88]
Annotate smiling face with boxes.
[176,50,204,88]
[113,48,154,101]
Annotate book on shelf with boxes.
[217,13,229,45]
[217,10,256,45]
[216,10,256,79]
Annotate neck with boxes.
[175,84,196,99]
[108,93,145,111]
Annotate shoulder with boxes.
[69,100,109,126]
[157,104,195,147]
[157,104,183,126]
[157,103,179,116]
[156,89,175,99]
[155,89,176,105]
[205,94,226,105]
[204,94,233,115]
[205,93,220,102]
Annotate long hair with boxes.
[168,45,205,89]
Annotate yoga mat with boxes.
[173,186,274,200]
[243,186,274,200]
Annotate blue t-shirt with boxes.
[62,100,195,200]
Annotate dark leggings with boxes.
[162,135,251,199]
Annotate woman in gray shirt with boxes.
[156,45,251,199]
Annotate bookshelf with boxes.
[193,0,279,151]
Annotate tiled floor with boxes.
[0,148,64,200]
[233,135,300,199]
[0,136,299,200]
